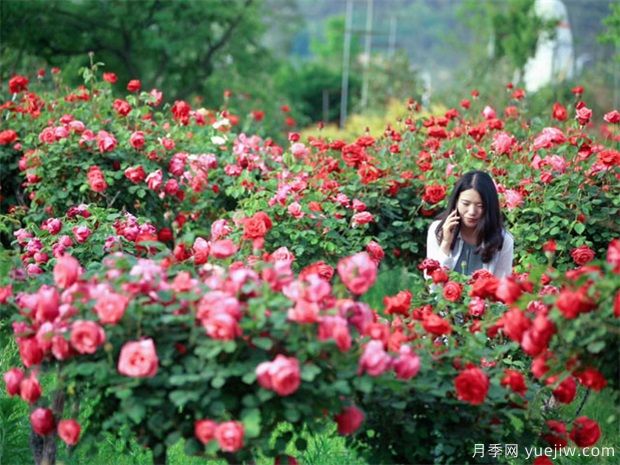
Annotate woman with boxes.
[426,170,513,278]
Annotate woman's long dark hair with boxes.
[434,171,504,263]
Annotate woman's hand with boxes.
[440,210,460,255]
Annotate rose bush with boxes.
[1,67,619,465]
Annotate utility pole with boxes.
[361,0,373,109]
[340,0,354,129]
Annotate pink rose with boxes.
[35,285,60,323]
[603,110,620,124]
[317,316,352,352]
[202,312,241,340]
[351,211,374,227]
[30,408,55,436]
[146,169,163,191]
[210,219,232,241]
[96,130,117,153]
[54,255,81,288]
[215,421,244,452]
[19,373,42,404]
[70,320,106,354]
[365,241,384,264]
[287,202,304,219]
[358,340,392,376]
[195,419,218,444]
[209,239,237,259]
[95,292,129,324]
[18,338,44,367]
[337,252,377,295]
[255,355,301,396]
[4,367,24,396]
[503,189,524,210]
[575,104,592,126]
[334,405,365,435]
[286,299,320,324]
[491,131,514,155]
[125,165,146,183]
[72,226,91,244]
[290,142,309,158]
[392,345,420,380]
[118,339,159,378]
[58,419,81,446]
[193,237,211,265]
[482,105,496,119]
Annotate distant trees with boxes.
[0,0,269,101]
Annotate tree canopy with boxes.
[0,0,269,100]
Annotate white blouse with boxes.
[426,220,514,278]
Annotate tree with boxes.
[0,0,269,100]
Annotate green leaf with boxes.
[241,408,261,438]
[211,377,225,388]
[301,363,321,382]
[574,222,585,234]
[126,403,145,423]
[252,337,273,350]
[184,438,202,456]
[587,341,605,353]
[284,407,300,423]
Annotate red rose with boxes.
[30,408,55,436]
[112,99,132,116]
[551,376,577,404]
[195,419,218,444]
[500,308,531,343]
[127,79,141,92]
[0,129,18,145]
[18,338,44,368]
[555,287,596,319]
[9,75,29,94]
[103,72,117,84]
[443,281,462,302]
[422,184,446,204]
[570,245,595,265]
[569,416,600,447]
[124,165,146,183]
[454,366,489,405]
[422,313,452,335]
[215,421,244,452]
[500,369,527,396]
[495,277,522,304]
[243,212,272,240]
[58,419,81,446]
[573,367,607,391]
[334,406,365,435]
[129,131,145,149]
[552,102,568,121]
[95,292,129,325]
[172,100,191,125]
[87,165,108,193]
[365,241,385,264]
[383,290,412,316]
